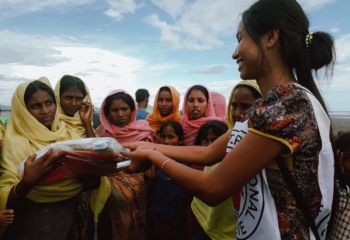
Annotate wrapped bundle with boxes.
[18,137,130,184]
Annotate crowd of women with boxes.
[0,0,348,239]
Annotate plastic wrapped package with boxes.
[18,137,130,185]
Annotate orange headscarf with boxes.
[146,86,181,132]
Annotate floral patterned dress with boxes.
[248,83,322,239]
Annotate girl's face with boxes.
[232,22,263,80]
[60,87,84,117]
[158,90,173,117]
[187,89,208,120]
[160,125,180,146]
[231,86,256,122]
[200,129,219,146]
[108,99,132,127]
[26,89,56,129]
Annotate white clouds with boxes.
[151,0,188,18]
[335,34,350,63]
[145,0,337,50]
[145,0,254,50]
[104,0,137,21]
[296,0,334,10]
[188,64,231,74]
[0,30,145,106]
[0,0,93,16]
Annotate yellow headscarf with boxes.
[226,80,261,128]
[146,86,181,132]
[0,78,110,223]
[0,120,4,141]
[54,77,93,138]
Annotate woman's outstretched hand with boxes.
[122,145,157,173]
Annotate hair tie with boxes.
[305,32,313,48]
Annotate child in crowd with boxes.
[148,120,190,240]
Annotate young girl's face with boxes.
[231,86,256,122]
[200,129,219,146]
[160,125,180,146]
[187,89,208,120]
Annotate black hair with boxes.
[194,120,228,146]
[158,120,184,143]
[335,132,350,151]
[103,92,135,117]
[135,89,150,103]
[59,75,87,98]
[24,80,56,105]
[159,86,171,94]
[187,85,209,102]
[235,85,262,99]
[242,0,335,112]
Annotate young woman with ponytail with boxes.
[124,0,336,239]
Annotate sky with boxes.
[0,0,349,111]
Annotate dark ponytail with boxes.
[242,0,335,113]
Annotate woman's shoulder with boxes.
[249,82,316,143]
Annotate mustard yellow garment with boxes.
[0,120,4,141]
[54,78,93,138]
[191,163,237,240]
[0,77,83,211]
[0,78,110,223]
[55,79,110,223]
[226,80,260,128]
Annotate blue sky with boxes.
[0,0,349,111]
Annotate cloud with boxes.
[188,64,231,74]
[0,30,146,106]
[336,34,350,62]
[0,30,71,66]
[0,0,93,17]
[296,0,334,10]
[144,0,255,50]
[151,0,188,18]
[104,0,137,21]
[145,0,336,50]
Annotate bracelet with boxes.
[161,159,171,171]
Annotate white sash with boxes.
[236,85,334,239]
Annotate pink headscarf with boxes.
[210,91,227,121]
[96,90,153,144]
[180,85,222,146]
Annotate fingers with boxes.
[24,154,37,166]
[36,149,53,164]
[1,209,14,216]
[1,209,14,224]
[41,150,64,170]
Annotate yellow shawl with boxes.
[0,120,4,141]
[54,78,93,138]
[146,86,181,132]
[227,80,261,128]
[0,78,110,222]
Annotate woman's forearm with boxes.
[151,131,230,165]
